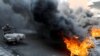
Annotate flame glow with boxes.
[63,36,94,56]
[90,27,100,38]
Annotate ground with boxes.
[0,30,100,56]
[0,30,67,56]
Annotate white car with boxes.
[4,33,25,43]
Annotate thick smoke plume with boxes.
[2,0,100,55]
[0,0,25,29]
[32,0,91,41]
[0,0,37,33]
[2,0,100,40]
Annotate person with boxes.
[2,24,14,34]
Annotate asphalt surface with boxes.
[7,34,100,56]
[0,30,100,56]
[0,30,67,56]
[0,47,14,56]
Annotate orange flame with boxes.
[63,36,94,56]
[90,27,100,38]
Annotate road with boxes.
[0,29,67,56]
[8,34,68,56]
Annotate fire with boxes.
[63,36,94,56]
[90,27,100,38]
[63,27,100,56]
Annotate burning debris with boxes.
[63,35,95,56]
[90,27,100,39]
[31,0,100,55]
[1,0,100,56]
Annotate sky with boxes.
[68,0,89,9]
[60,0,100,9]
[90,0,100,2]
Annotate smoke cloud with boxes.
[0,0,38,33]
[0,0,27,29]
[2,0,100,41]
[2,0,100,55]
[32,0,92,41]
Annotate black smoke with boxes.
[0,0,37,33]
[0,0,26,29]
[2,0,100,55]
[2,0,99,42]
[32,0,89,41]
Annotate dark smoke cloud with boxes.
[3,0,37,17]
[0,0,37,33]
[2,0,100,55]
[32,0,91,41]
[3,0,39,30]
[58,2,100,38]
[0,0,26,29]
[2,0,100,41]
[72,8,100,32]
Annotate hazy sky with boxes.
[68,0,89,9]
[90,0,100,2]
[61,0,100,9]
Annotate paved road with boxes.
[0,30,100,56]
[0,47,14,56]
[5,34,67,56]
[0,29,68,56]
